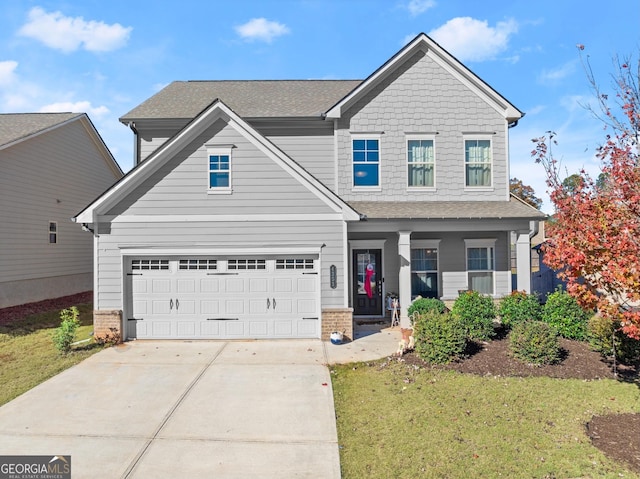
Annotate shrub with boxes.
[542,288,591,340]
[407,298,447,319]
[509,320,561,365]
[498,291,542,330]
[413,311,467,364]
[52,306,80,354]
[451,290,496,341]
[588,314,640,365]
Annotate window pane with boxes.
[467,247,489,270]
[411,272,438,298]
[411,248,437,271]
[366,150,379,162]
[465,140,491,186]
[210,172,229,188]
[366,139,378,150]
[353,139,365,150]
[354,163,379,186]
[408,164,434,187]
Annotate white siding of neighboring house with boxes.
[335,50,509,202]
[0,119,121,308]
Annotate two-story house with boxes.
[75,33,545,342]
[0,113,122,308]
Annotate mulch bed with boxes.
[0,291,92,326]
[401,332,640,473]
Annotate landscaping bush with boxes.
[413,311,467,364]
[509,320,561,365]
[498,290,542,329]
[451,290,496,341]
[542,288,591,340]
[52,306,80,354]
[588,314,640,365]
[407,297,448,319]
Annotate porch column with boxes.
[516,230,532,293]
[398,231,412,328]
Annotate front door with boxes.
[352,249,382,316]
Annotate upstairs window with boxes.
[407,138,435,188]
[465,139,492,187]
[352,137,380,187]
[207,146,232,193]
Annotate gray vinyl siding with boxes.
[94,220,346,311]
[108,119,335,216]
[336,50,509,202]
[266,134,335,188]
[0,119,120,306]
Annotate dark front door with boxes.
[352,249,382,316]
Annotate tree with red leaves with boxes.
[532,48,640,340]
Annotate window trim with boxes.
[410,239,440,298]
[406,135,436,190]
[48,221,58,244]
[207,146,233,195]
[463,135,494,190]
[464,239,496,295]
[351,133,382,190]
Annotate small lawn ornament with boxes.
[396,327,415,356]
[390,298,400,327]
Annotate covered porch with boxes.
[346,198,546,328]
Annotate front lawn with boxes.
[0,302,103,406]
[332,359,640,478]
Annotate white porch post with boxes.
[516,230,532,293]
[398,231,412,328]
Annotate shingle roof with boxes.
[0,113,82,148]
[348,197,547,220]
[120,80,363,121]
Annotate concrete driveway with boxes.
[0,327,400,479]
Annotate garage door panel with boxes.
[152,300,172,315]
[249,278,268,292]
[151,321,172,337]
[200,321,219,336]
[249,299,268,314]
[297,320,318,336]
[177,321,196,336]
[224,321,245,336]
[176,279,196,293]
[274,321,293,336]
[225,278,245,293]
[275,299,293,314]
[225,300,245,315]
[297,299,316,314]
[273,278,293,293]
[176,300,196,315]
[296,278,316,293]
[200,300,219,315]
[200,278,219,293]
[133,301,147,315]
[249,321,268,336]
[132,279,147,293]
[152,279,171,294]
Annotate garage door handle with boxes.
[207,318,239,321]
[176,298,179,310]
[267,298,271,309]
[272,298,276,309]
[169,299,174,310]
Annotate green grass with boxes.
[0,302,104,406]
[332,359,640,479]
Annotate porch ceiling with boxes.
[348,197,547,221]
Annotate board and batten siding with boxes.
[108,119,336,216]
[94,220,346,312]
[0,119,121,307]
[336,50,509,202]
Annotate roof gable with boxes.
[325,33,522,123]
[77,100,360,223]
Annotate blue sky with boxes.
[1,0,638,211]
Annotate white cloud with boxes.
[538,61,577,84]
[429,17,518,62]
[39,101,109,117]
[0,60,18,86]
[406,0,436,16]
[18,7,132,53]
[235,18,290,43]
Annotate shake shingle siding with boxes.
[336,51,508,202]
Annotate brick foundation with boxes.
[93,309,123,343]
[321,308,353,341]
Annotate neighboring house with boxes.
[75,33,546,342]
[0,113,123,308]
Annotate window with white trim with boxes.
[465,239,496,295]
[132,259,170,271]
[179,259,217,270]
[407,137,435,188]
[464,138,492,187]
[48,222,57,244]
[207,146,232,193]
[352,136,380,187]
[411,240,440,299]
[275,258,314,270]
[228,259,266,270]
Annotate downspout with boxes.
[127,121,139,166]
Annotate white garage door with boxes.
[126,256,320,339]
